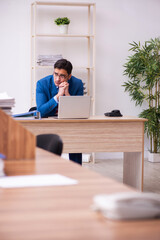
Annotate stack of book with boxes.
[0,92,15,115]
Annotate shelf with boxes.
[31,1,96,114]
[32,34,95,38]
[32,2,95,7]
[32,66,94,70]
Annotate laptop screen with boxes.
[58,96,91,119]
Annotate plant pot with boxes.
[148,151,160,163]
[59,24,68,34]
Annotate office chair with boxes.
[36,134,63,156]
[29,106,37,112]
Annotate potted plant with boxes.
[123,38,160,162]
[54,17,70,34]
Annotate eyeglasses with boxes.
[54,72,68,80]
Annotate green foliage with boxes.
[54,17,70,25]
[139,107,160,153]
[123,38,160,153]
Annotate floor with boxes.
[83,158,160,193]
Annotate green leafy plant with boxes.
[123,38,160,153]
[54,17,70,25]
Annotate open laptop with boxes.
[57,96,91,119]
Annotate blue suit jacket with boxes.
[36,75,84,117]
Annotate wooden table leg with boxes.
[123,152,144,191]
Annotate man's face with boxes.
[53,68,71,87]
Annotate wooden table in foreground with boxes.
[18,116,147,190]
[0,148,159,240]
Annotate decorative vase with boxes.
[59,24,69,34]
[148,151,160,163]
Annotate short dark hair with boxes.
[54,59,73,75]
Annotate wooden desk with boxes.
[18,116,147,190]
[0,148,159,240]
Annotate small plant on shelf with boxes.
[54,17,70,25]
[54,17,70,34]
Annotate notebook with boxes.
[58,96,91,119]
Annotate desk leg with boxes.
[90,153,96,163]
[123,152,144,191]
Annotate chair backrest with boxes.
[29,106,37,112]
[36,134,63,156]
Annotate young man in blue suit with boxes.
[36,59,83,165]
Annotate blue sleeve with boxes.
[36,81,58,117]
[76,80,84,96]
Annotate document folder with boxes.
[12,110,41,119]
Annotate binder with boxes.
[12,110,41,119]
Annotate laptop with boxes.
[58,96,91,119]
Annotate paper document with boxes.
[0,92,15,115]
[0,92,13,100]
[0,174,78,188]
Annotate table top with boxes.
[17,115,147,123]
[0,148,159,240]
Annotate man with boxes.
[36,59,83,165]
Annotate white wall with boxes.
[1,0,160,158]
[0,0,31,112]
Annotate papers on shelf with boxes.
[0,174,78,188]
[0,92,15,115]
[37,54,63,66]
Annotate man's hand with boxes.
[56,82,70,101]
[63,82,70,96]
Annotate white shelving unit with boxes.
[31,1,96,114]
